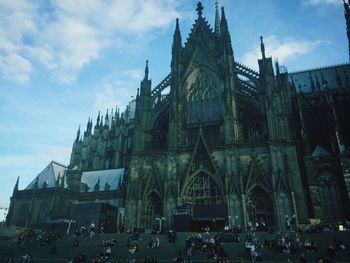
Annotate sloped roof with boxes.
[25,161,67,190]
[312,145,331,158]
[289,64,350,93]
[80,168,124,192]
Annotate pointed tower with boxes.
[94,177,100,192]
[13,176,19,194]
[75,125,81,142]
[214,0,220,35]
[169,18,182,150]
[344,0,350,61]
[258,36,309,229]
[133,60,152,153]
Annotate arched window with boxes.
[246,187,274,226]
[143,192,162,229]
[186,73,221,125]
[183,172,223,205]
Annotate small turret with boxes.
[60,174,65,188]
[144,60,149,81]
[75,125,81,142]
[100,115,103,127]
[171,18,182,67]
[85,117,92,135]
[220,6,234,58]
[344,0,350,61]
[94,177,100,192]
[13,176,19,194]
[214,0,220,35]
[260,36,266,59]
[105,109,110,128]
[275,59,280,75]
[96,111,100,128]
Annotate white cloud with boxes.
[0,0,180,84]
[241,35,323,70]
[0,53,33,84]
[94,68,143,113]
[302,0,341,6]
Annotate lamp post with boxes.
[155,217,165,233]
[64,219,76,235]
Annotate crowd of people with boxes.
[3,218,349,263]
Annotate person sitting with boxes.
[129,244,138,255]
[105,246,112,258]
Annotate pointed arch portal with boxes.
[180,171,226,231]
[142,192,163,229]
[246,186,274,227]
[183,171,223,205]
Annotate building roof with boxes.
[288,63,350,93]
[25,161,67,190]
[80,168,124,192]
[312,145,331,158]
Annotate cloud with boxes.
[302,0,341,6]
[0,53,33,84]
[0,0,180,84]
[94,68,144,113]
[240,35,323,70]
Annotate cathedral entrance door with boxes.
[182,172,226,231]
[246,187,274,229]
[143,192,162,230]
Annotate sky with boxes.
[0,0,347,218]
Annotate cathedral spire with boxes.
[96,111,100,128]
[172,18,182,67]
[344,0,350,61]
[60,174,65,188]
[220,6,232,52]
[144,60,149,81]
[95,177,100,192]
[196,1,204,17]
[75,125,81,142]
[260,36,266,59]
[214,0,220,35]
[105,109,109,127]
[13,176,19,193]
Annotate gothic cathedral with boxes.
[7,2,350,232]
